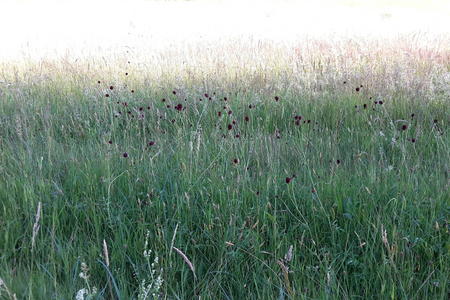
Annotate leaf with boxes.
[265,212,277,224]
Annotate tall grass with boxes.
[1,28,450,299]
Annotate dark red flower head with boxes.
[337,159,340,164]
[173,91,176,95]
[234,158,238,164]
[434,119,438,123]
[402,125,407,130]
[228,124,232,130]
[245,116,249,122]
[149,141,154,146]
[356,87,360,92]
[218,111,221,117]
[275,96,279,102]
[110,86,114,90]
[123,153,128,157]
[286,177,291,184]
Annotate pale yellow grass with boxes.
[0,0,449,103]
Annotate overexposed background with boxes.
[1,0,449,60]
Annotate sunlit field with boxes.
[1,0,450,299]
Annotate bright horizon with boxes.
[1,0,449,60]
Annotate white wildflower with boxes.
[76,288,87,300]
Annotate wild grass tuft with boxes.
[1,21,450,299]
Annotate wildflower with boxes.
[275,96,279,102]
[356,87,360,92]
[337,159,340,164]
[106,94,109,97]
[228,124,232,130]
[109,141,112,144]
[76,289,88,300]
[123,153,128,158]
[286,177,291,184]
[434,119,438,124]
[234,159,238,164]
[173,91,176,95]
[402,125,407,130]
[245,116,249,122]
[110,86,114,90]
[218,112,221,117]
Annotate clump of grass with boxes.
[1,26,450,300]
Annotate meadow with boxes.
[1,2,450,299]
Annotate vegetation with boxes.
[1,18,450,299]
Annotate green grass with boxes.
[1,33,450,300]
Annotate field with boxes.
[1,1,450,299]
